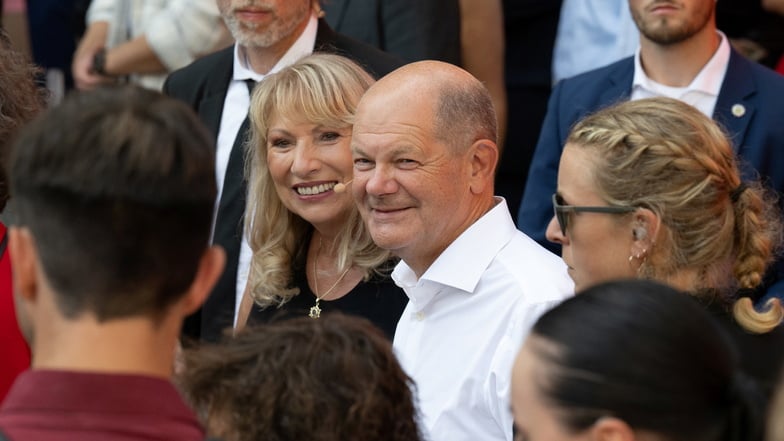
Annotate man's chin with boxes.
[368,231,405,252]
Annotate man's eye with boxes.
[397,158,418,168]
[354,158,374,170]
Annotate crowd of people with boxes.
[1,0,784,440]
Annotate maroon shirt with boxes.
[0,370,204,440]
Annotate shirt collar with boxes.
[232,13,319,82]
[392,198,517,305]
[632,31,730,96]
[2,370,197,419]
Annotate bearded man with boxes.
[518,0,784,303]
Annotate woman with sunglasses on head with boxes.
[545,96,784,400]
[234,53,407,339]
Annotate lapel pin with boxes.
[731,104,746,118]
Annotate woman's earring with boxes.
[628,248,648,266]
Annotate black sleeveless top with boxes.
[246,262,408,340]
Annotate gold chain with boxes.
[309,237,351,319]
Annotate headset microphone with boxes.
[333,179,354,194]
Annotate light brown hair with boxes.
[567,97,783,333]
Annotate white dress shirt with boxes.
[392,198,574,441]
[212,15,319,324]
[631,32,730,117]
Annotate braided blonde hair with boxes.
[567,97,783,333]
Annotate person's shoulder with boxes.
[165,45,234,93]
[486,232,573,301]
[720,52,784,124]
[505,230,563,260]
[315,21,405,78]
[742,56,784,93]
[544,57,634,117]
[556,56,634,92]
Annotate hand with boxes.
[73,47,114,90]
[72,21,113,90]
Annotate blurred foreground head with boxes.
[513,279,765,441]
[9,85,220,327]
[179,313,423,441]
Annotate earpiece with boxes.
[333,179,353,194]
[633,227,647,240]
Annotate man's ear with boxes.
[9,226,39,344]
[9,226,39,303]
[179,245,226,316]
[468,139,499,195]
[590,417,637,441]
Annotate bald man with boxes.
[351,61,574,441]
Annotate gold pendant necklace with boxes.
[309,237,351,319]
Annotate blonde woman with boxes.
[545,97,784,397]
[236,53,406,338]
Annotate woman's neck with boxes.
[310,229,339,259]
[664,268,702,294]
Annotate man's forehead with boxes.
[353,120,428,137]
[352,139,421,159]
[356,91,434,128]
[352,123,432,156]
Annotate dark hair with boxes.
[178,313,423,441]
[767,370,784,441]
[0,30,47,211]
[9,85,216,321]
[529,279,764,441]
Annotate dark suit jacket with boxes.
[322,0,460,65]
[163,20,403,342]
[517,49,784,298]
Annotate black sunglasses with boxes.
[552,193,636,235]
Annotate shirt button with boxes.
[415,311,425,321]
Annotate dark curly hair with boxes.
[177,313,423,441]
[0,30,47,211]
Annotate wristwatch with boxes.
[91,48,110,76]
